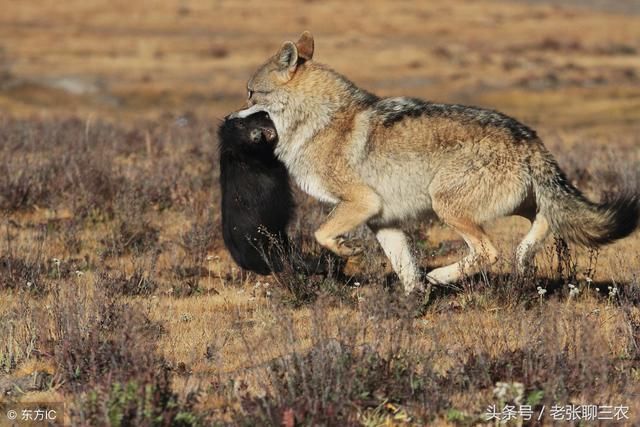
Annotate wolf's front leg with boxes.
[314,186,381,257]
[372,227,422,295]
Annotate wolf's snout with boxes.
[228,105,268,120]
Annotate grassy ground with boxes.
[1,0,639,425]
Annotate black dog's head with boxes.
[219,111,278,151]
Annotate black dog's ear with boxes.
[261,126,277,142]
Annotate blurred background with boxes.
[1,0,639,142]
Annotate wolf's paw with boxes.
[334,237,364,257]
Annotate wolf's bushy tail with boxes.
[531,147,639,247]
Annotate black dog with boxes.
[218,111,293,274]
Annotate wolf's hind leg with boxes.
[516,214,550,273]
[371,227,421,295]
[426,218,499,285]
[314,186,381,257]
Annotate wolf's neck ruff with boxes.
[270,92,340,204]
[274,68,374,154]
[271,91,335,165]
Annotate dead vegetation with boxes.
[0,112,637,425]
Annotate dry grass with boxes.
[1,0,640,425]
[0,112,637,426]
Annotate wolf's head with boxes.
[245,31,315,114]
[238,32,372,158]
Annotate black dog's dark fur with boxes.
[218,112,293,274]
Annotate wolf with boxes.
[232,31,639,294]
[218,111,293,275]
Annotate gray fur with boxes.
[375,97,537,141]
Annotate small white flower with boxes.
[569,286,580,297]
[354,281,361,288]
[585,277,593,284]
[493,382,508,400]
[568,283,575,289]
[608,286,618,298]
[52,258,61,266]
[512,382,525,405]
[75,270,84,277]
[493,381,524,404]
[537,286,547,296]
[26,281,33,288]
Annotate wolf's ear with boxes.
[296,31,314,61]
[277,41,299,72]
